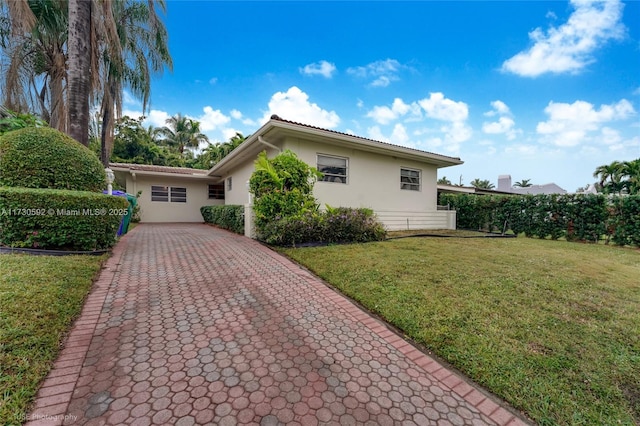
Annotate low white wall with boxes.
[375,210,457,231]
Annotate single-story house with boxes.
[111,115,463,235]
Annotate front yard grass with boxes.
[281,237,640,425]
[0,254,106,425]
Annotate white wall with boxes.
[282,136,439,212]
[125,174,221,222]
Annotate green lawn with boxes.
[281,237,640,425]
[0,254,106,425]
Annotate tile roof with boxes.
[269,114,462,162]
[109,162,208,175]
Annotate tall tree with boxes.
[593,161,624,194]
[620,158,640,195]
[67,0,91,146]
[437,176,452,185]
[1,0,68,130]
[98,0,172,166]
[158,113,209,154]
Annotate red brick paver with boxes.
[25,224,531,425]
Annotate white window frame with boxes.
[400,168,421,191]
[317,154,348,184]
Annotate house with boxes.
[112,115,463,234]
[497,175,567,195]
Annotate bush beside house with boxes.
[0,187,127,250]
[0,127,106,191]
[248,150,387,246]
[0,127,126,250]
[200,205,244,234]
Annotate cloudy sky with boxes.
[124,0,640,192]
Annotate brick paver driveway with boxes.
[26,224,530,426]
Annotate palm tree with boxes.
[514,179,532,188]
[2,0,68,131]
[593,161,624,194]
[158,114,209,154]
[67,0,92,146]
[470,178,495,190]
[97,0,172,166]
[620,158,640,195]
[437,176,452,185]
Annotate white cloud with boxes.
[261,86,340,128]
[484,100,511,117]
[347,59,407,87]
[230,109,257,126]
[122,90,140,107]
[633,87,640,96]
[502,0,625,77]
[536,99,635,147]
[122,109,171,128]
[300,60,337,78]
[483,117,516,135]
[601,127,621,145]
[209,77,218,85]
[390,123,410,146]
[366,98,420,125]
[367,126,388,143]
[196,106,231,132]
[482,100,520,140]
[418,92,468,122]
[366,124,412,147]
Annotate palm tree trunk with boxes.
[100,81,117,167]
[67,0,92,146]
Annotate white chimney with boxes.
[498,175,512,192]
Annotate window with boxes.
[227,177,232,191]
[401,168,420,191]
[151,185,187,202]
[171,187,187,203]
[151,185,168,202]
[317,154,348,184]
[208,183,225,200]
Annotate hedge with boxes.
[0,187,128,250]
[0,127,105,191]
[439,193,640,246]
[200,205,244,234]
[258,207,387,247]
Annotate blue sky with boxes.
[124,0,640,192]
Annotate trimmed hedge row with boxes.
[200,205,244,234]
[0,187,128,250]
[439,193,640,246]
[258,207,387,247]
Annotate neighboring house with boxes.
[112,115,463,233]
[497,175,567,195]
[437,183,514,197]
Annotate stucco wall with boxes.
[222,146,281,206]
[124,174,221,223]
[282,136,439,212]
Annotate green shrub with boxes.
[0,127,106,191]
[200,205,244,234]
[260,207,387,247]
[249,150,321,234]
[0,187,128,250]
[610,195,640,246]
[0,108,47,135]
[441,193,639,246]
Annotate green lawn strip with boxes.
[0,254,106,425]
[281,238,640,425]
